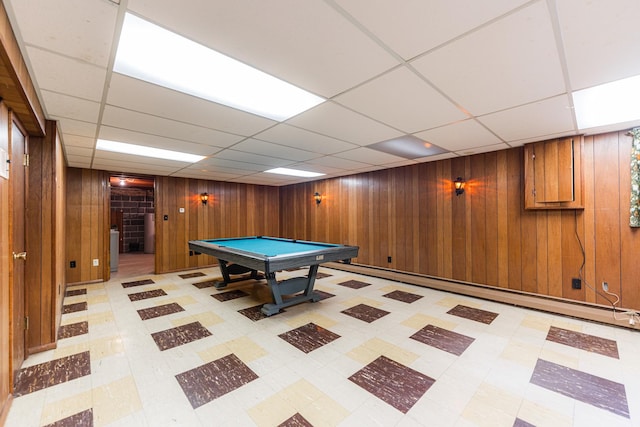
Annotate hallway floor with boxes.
[4,264,640,426]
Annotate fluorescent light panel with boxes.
[96,139,205,163]
[265,167,325,178]
[114,13,324,121]
[573,74,640,129]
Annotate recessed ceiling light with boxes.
[367,135,448,159]
[264,167,325,178]
[573,74,640,129]
[114,13,325,121]
[96,139,205,163]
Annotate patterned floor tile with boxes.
[315,272,332,279]
[127,289,167,301]
[137,302,184,320]
[546,326,619,358]
[410,324,475,356]
[278,413,313,427]
[337,279,371,289]
[447,304,498,324]
[65,288,87,297]
[313,290,335,300]
[348,355,435,413]
[175,354,258,408]
[58,321,89,340]
[278,323,341,353]
[44,409,93,427]
[383,290,423,303]
[179,272,206,279]
[530,358,629,418]
[151,321,212,351]
[122,279,155,288]
[14,351,91,397]
[192,279,219,289]
[341,304,390,323]
[62,302,87,314]
[212,289,250,302]
[513,418,535,427]
[238,304,283,321]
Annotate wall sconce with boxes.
[200,192,209,205]
[454,177,465,196]
[314,192,322,205]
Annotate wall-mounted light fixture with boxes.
[454,177,465,196]
[314,192,322,205]
[200,192,209,205]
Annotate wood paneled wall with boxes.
[25,120,65,353]
[280,131,640,311]
[65,168,110,284]
[155,177,280,273]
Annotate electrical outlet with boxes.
[92,259,99,267]
[70,260,76,268]
[602,281,609,291]
[571,278,581,289]
[387,256,392,263]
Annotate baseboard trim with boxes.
[326,262,639,330]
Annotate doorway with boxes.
[109,175,155,279]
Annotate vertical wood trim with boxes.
[496,151,509,288]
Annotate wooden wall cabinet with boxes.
[524,136,583,209]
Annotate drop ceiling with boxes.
[5,0,640,185]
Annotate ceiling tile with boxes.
[5,0,118,67]
[335,0,529,60]
[254,124,359,155]
[477,95,575,142]
[334,147,408,165]
[411,1,566,116]
[214,150,292,168]
[414,119,503,152]
[40,90,101,123]
[101,106,244,148]
[301,155,371,170]
[453,143,511,157]
[232,139,321,162]
[53,117,98,139]
[63,134,95,149]
[556,0,640,90]
[335,66,467,133]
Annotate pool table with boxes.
[188,236,359,315]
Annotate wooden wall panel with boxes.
[279,135,640,311]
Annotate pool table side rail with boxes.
[188,239,359,273]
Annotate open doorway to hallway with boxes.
[109,174,155,279]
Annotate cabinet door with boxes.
[524,136,583,209]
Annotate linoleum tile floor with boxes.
[5,265,640,427]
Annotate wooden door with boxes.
[9,116,27,381]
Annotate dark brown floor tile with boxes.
[278,413,313,427]
[238,304,284,321]
[337,279,371,289]
[44,409,93,427]
[382,290,423,303]
[447,304,498,324]
[278,322,340,353]
[122,279,155,288]
[151,321,212,351]
[192,279,220,289]
[65,288,87,297]
[128,289,167,302]
[313,290,335,300]
[14,351,91,397]
[212,289,250,302]
[530,358,629,418]
[175,353,258,408]
[349,355,435,413]
[410,324,475,356]
[315,272,332,279]
[58,321,89,340]
[513,418,535,427]
[137,302,185,320]
[179,272,206,279]
[62,302,87,314]
[341,304,390,323]
[546,326,619,358]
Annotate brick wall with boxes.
[110,187,154,253]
